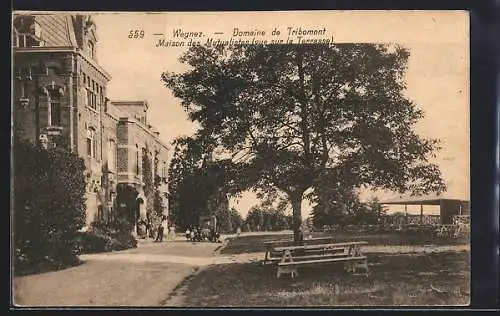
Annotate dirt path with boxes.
[13,260,196,306]
[13,240,221,307]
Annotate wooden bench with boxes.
[263,237,336,263]
[277,255,369,278]
[275,241,367,256]
[274,241,369,278]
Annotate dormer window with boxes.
[31,21,42,38]
[13,16,44,47]
[135,114,145,124]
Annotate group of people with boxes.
[137,215,173,242]
[185,226,221,243]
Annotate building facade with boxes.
[12,13,169,229]
[112,101,169,223]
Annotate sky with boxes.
[91,11,469,218]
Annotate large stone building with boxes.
[12,13,169,229]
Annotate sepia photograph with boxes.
[11,10,470,307]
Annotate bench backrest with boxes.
[275,241,367,252]
[265,237,336,249]
[264,237,334,244]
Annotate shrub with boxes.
[76,218,137,254]
[75,231,110,253]
[13,137,87,275]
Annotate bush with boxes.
[76,219,137,254]
[75,232,110,253]
[13,138,86,275]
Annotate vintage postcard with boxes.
[11,10,470,307]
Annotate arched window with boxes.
[87,127,96,158]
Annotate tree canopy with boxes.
[162,43,446,243]
[245,204,292,232]
[167,136,242,228]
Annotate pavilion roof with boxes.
[379,193,469,205]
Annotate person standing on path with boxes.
[168,223,176,241]
[155,216,167,242]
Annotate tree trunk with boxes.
[291,196,304,245]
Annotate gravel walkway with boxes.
[13,239,220,307]
[13,260,195,307]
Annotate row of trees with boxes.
[312,195,387,228]
[245,205,292,232]
[244,195,388,232]
[217,207,244,233]
[167,137,245,233]
[162,43,446,244]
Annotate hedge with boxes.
[13,137,86,275]
[76,219,137,254]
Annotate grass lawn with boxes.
[221,230,468,255]
[181,251,469,307]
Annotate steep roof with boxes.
[16,14,78,47]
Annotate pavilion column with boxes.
[439,200,444,224]
[420,204,423,225]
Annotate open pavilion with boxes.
[380,193,470,225]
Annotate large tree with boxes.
[311,183,362,229]
[162,44,446,244]
[167,136,242,228]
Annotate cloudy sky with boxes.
[92,11,469,217]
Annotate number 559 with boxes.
[128,29,145,39]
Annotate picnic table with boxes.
[272,241,369,278]
[263,237,336,263]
